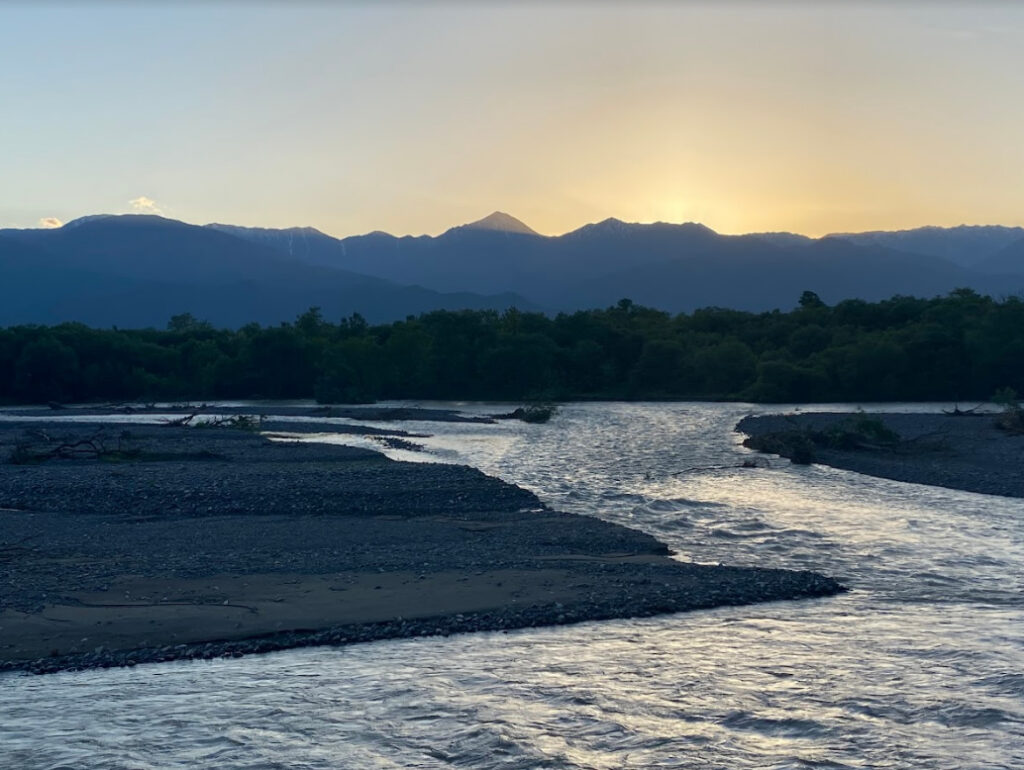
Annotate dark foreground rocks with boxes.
[739,411,1024,498]
[1,419,844,675]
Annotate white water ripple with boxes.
[2,402,1023,769]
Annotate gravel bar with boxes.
[1,419,844,675]
[2,404,495,423]
[738,411,1024,498]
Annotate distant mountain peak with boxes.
[62,214,116,229]
[673,221,718,236]
[565,217,628,237]
[460,211,538,236]
[566,218,717,238]
[63,213,181,230]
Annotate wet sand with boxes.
[1,415,843,674]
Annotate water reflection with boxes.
[2,402,1023,769]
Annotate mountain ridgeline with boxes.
[2,213,1024,328]
[213,215,1024,315]
[0,215,532,329]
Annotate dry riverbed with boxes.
[1,413,843,674]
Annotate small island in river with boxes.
[0,407,843,675]
[739,410,1024,499]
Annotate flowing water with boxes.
[2,402,1023,769]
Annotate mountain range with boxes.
[0,215,531,328]
[2,212,1023,328]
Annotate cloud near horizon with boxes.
[38,217,63,229]
[129,196,162,215]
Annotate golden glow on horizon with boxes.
[3,4,1023,239]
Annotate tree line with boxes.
[1,289,1021,405]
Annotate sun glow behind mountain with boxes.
[2,3,1023,238]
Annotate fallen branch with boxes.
[194,414,264,431]
[161,413,198,427]
[943,403,986,416]
[671,457,770,475]
[9,429,138,464]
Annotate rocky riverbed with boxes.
[0,416,843,675]
[738,411,1024,498]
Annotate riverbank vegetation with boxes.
[1,289,1022,405]
[743,413,911,465]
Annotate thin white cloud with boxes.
[38,217,63,229]
[129,196,162,215]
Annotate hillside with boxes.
[3,214,1024,328]
[0,216,532,328]
[220,215,1022,313]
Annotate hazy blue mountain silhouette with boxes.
[206,223,351,268]
[219,213,1022,312]
[4,213,1023,328]
[217,216,738,306]
[0,215,532,327]
[974,236,1024,275]
[827,225,1024,267]
[0,233,140,326]
[571,237,1004,311]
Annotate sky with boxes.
[2,2,1023,238]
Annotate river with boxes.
[2,402,1023,768]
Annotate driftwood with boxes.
[102,403,137,414]
[943,403,986,416]
[671,456,770,476]
[8,429,136,464]
[161,414,263,430]
[161,413,198,427]
[16,430,108,461]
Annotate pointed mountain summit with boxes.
[459,211,539,236]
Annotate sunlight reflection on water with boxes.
[2,402,1023,769]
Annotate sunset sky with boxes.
[3,2,1023,238]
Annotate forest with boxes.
[1,289,1022,406]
